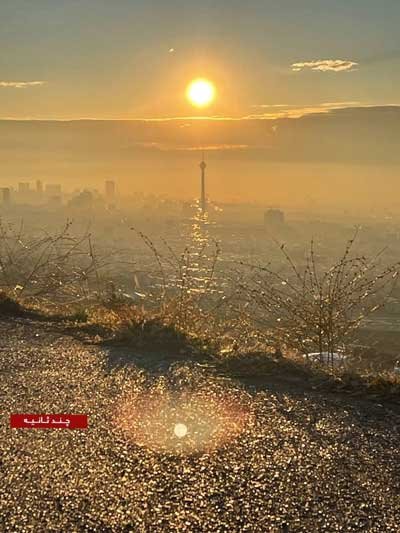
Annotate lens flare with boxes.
[174,423,188,438]
[113,366,252,455]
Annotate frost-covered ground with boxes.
[1,318,399,532]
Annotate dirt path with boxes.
[1,317,400,532]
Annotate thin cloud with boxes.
[291,59,358,72]
[249,101,361,119]
[0,80,46,89]
[2,103,399,123]
[254,101,359,109]
[320,101,360,107]
[252,104,294,109]
[175,144,251,152]
[133,142,252,152]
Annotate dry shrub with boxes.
[0,220,110,309]
[127,228,256,352]
[239,230,400,365]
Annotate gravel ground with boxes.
[1,318,400,532]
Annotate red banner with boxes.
[10,414,88,429]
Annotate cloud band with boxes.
[0,80,46,89]
[291,59,358,72]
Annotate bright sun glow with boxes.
[186,78,215,107]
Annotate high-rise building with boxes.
[1,188,11,205]
[104,180,116,209]
[105,180,115,199]
[68,190,93,209]
[264,208,285,228]
[36,180,43,194]
[18,182,30,193]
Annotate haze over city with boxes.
[1,1,400,209]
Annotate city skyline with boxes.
[1,1,400,208]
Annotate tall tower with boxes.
[200,152,207,213]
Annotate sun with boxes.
[186,78,215,108]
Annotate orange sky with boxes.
[1,2,400,209]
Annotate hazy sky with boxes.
[1,1,400,208]
[1,0,400,119]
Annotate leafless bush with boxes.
[0,220,109,307]
[239,230,400,364]
[126,227,256,349]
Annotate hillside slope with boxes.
[1,318,399,532]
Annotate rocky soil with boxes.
[1,318,399,532]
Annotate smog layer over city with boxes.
[1,2,400,532]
